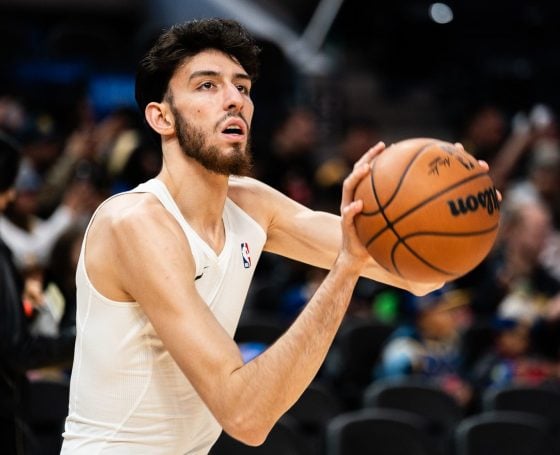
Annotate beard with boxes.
[169,103,253,177]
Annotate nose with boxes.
[223,82,244,113]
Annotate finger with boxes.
[341,199,364,234]
[475,160,501,201]
[342,199,363,220]
[341,162,370,210]
[454,142,466,153]
[354,141,385,170]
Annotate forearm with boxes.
[267,210,440,296]
[223,253,361,443]
[361,258,442,296]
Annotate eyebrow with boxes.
[188,70,252,82]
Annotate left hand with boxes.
[339,142,386,267]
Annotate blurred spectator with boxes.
[456,103,546,191]
[0,164,94,273]
[30,224,84,339]
[315,117,380,211]
[37,106,141,215]
[18,112,64,180]
[471,318,560,392]
[257,106,320,206]
[466,200,560,360]
[505,133,560,229]
[541,230,560,283]
[459,104,508,163]
[375,287,473,407]
[0,96,26,136]
[0,132,75,455]
[469,201,559,320]
[35,126,101,217]
[109,135,162,193]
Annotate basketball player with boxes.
[61,19,445,453]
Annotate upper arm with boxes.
[229,177,342,269]
[266,199,342,269]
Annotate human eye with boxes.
[198,81,216,90]
[237,84,251,95]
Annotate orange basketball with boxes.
[354,138,500,283]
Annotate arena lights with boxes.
[429,2,454,24]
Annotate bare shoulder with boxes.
[86,192,186,300]
[227,175,270,200]
[227,175,315,238]
[90,192,181,244]
[227,176,278,229]
[95,192,171,226]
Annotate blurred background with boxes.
[2,0,560,143]
[2,1,560,454]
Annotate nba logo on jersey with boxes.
[241,242,251,268]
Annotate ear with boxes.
[145,102,175,136]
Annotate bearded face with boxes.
[169,99,253,177]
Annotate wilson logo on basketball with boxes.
[447,187,500,217]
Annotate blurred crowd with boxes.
[2,80,560,453]
[246,101,560,409]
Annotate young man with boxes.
[0,133,75,455]
[61,18,441,453]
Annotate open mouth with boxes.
[222,125,244,136]
[219,116,247,138]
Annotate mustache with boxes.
[215,112,249,132]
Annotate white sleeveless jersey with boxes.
[61,178,267,454]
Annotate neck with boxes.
[157,145,230,253]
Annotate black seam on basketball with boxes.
[390,224,499,277]
[365,171,491,248]
[391,239,456,277]
[363,142,434,216]
[401,224,500,239]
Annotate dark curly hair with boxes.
[135,18,261,119]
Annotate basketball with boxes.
[354,138,500,283]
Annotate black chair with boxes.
[483,384,560,453]
[325,408,440,455]
[286,382,343,455]
[363,376,463,454]
[326,318,394,408]
[209,416,307,455]
[454,410,556,455]
[483,384,560,426]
